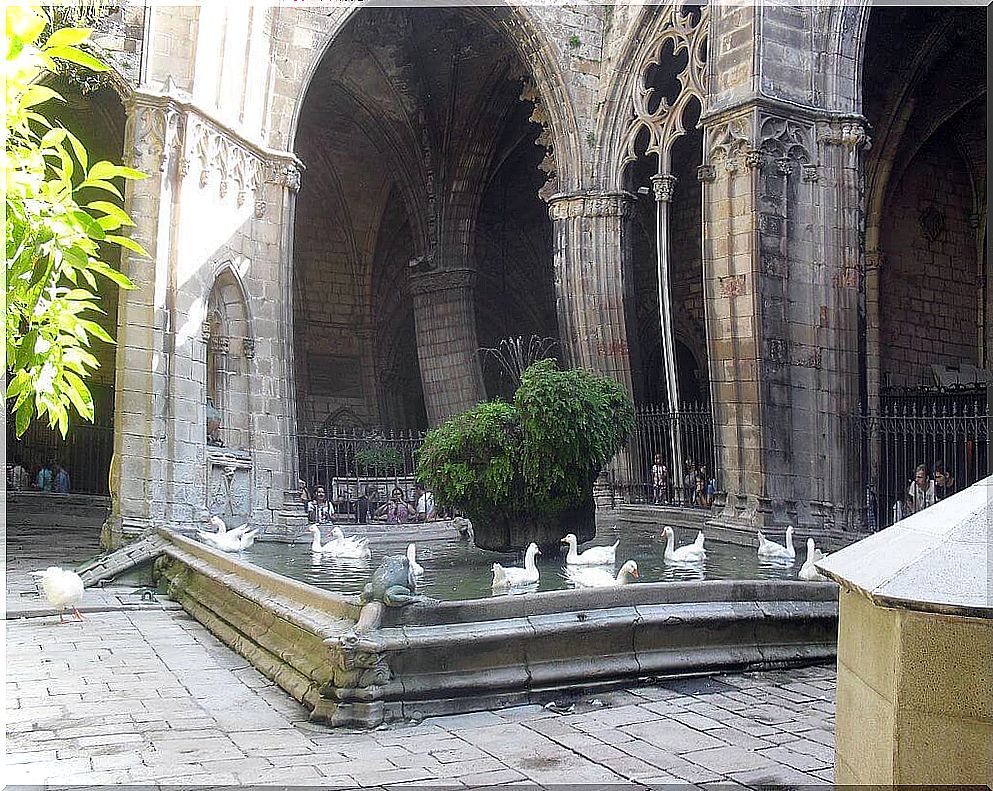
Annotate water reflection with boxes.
[240,521,800,602]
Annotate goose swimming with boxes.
[492,542,541,588]
[565,560,640,588]
[757,526,795,561]
[662,526,706,562]
[560,533,618,566]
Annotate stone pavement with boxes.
[6,523,837,787]
[7,606,836,787]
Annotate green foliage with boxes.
[567,34,581,49]
[417,360,634,523]
[354,447,404,475]
[5,4,148,437]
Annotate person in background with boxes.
[906,464,935,515]
[356,486,373,525]
[298,479,312,512]
[650,454,669,505]
[376,487,416,524]
[53,461,70,494]
[307,486,335,524]
[682,459,696,506]
[10,457,28,491]
[704,468,717,508]
[933,461,955,501]
[414,483,436,522]
[35,460,53,492]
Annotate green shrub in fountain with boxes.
[416,359,634,552]
[354,447,403,476]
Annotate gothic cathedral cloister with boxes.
[21,3,985,545]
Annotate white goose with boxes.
[757,525,796,561]
[566,560,640,588]
[798,538,828,581]
[207,515,251,538]
[406,543,424,576]
[560,533,618,566]
[198,526,254,552]
[492,543,541,588]
[662,526,707,562]
[330,526,371,558]
[31,566,85,623]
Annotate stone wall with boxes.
[879,137,979,390]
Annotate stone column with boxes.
[548,192,638,484]
[700,105,868,531]
[104,95,184,547]
[409,268,485,426]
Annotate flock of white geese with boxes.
[194,516,829,594]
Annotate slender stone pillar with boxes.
[548,192,637,483]
[409,268,486,426]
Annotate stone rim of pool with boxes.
[150,527,839,728]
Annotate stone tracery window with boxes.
[204,267,253,451]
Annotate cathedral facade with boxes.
[61,3,986,542]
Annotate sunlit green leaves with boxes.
[6,4,148,437]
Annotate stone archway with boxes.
[862,7,987,402]
[291,7,563,432]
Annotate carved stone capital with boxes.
[242,337,256,360]
[408,267,476,297]
[697,165,716,183]
[271,163,301,193]
[651,173,677,203]
[816,119,871,150]
[801,164,819,182]
[743,149,762,169]
[547,192,634,220]
[775,157,793,177]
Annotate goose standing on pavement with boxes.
[31,567,85,624]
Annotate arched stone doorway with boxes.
[292,7,559,433]
[863,7,987,400]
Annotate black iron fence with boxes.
[849,401,990,530]
[6,421,114,495]
[610,404,717,507]
[298,427,426,514]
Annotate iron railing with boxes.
[6,422,114,495]
[610,403,717,507]
[849,401,990,531]
[298,427,426,513]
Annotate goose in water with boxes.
[330,526,371,558]
[566,560,640,588]
[406,543,424,576]
[198,525,255,552]
[661,526,707,563]
[560,533,618,566]
[492,543,541,588]
[798,538,828,581]
[757,525,795,561]
[31,567,85,623]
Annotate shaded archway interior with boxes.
[864,7,987,395]
[292,6,558,431]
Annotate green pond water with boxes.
[239,520,803,601]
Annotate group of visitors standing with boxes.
[902,461,955,517]
[650,455,716,508]
[300,480,437,526]
[7,458,70,493]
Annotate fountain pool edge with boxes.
[152,528,839,728]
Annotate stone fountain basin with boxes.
[153,528,838,728]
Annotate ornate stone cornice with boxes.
[547,192,635,220]
[408,268,477,296]
[128,89,305,214]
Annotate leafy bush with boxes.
[354,447,404,475]
[6,4,147,437]
[416,360,634,523]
